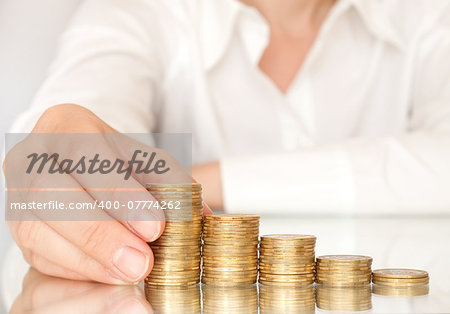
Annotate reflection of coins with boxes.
[145,284,201,313]
[316,255,372,286]
[259,285,315,313]
[259,234,316,286]
[203,285,258,314]
[372,284,429,296]
[145,183,203,286]
[315,284,372,312]
[372,268,429,287]
[202,214,260,286]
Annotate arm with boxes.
[5,0,212,285]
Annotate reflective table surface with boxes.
[3,216,450,313]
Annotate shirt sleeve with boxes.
[221,16,450,215]
[8,0,165,134]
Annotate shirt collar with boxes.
[198,0,405,71]
[348,0,405,50]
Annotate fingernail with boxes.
[112,297,150,314]
[113,246,149,282]
[129,221,162,241]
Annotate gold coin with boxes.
[205,214,260,220]
[260,244,316,249]
[146,182,202,188]
[316,265,371,271]
[317,255,372,263]
[203,260,257,266]
[261,234,316,241]
[259,262,316,268]
[372,268,428,279]
[317,270,372,275]
[261,256,315,264]
[201,278,256,286]
[145,280,199,287]
[261,246,315,251]
[372,277,429,283]
[259,274,315,282]
[202,270,258,277]
[203,224,260,229]
[372,280,429,287]
[202,273,258,279]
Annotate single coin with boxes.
[262,234,316,240]
[146,182,202,188]
[261,256,315,264]
[372,280,429,287]
[317,255,372,262]
[372,269,428,279]
[372,277,430,284]
[316,265,371,271]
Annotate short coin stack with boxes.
[372,269,429,287]
[259,285,315,313]
[315,285,372,312]
[145,183,203,286]
[259,234,316,286]
[202,214,260,286]
[316,255,372,286]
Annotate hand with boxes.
[10,268,153,314]
[4,104,212,284]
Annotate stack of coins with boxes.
[259,234,316,286]
[372,269,429,287]
[316,255,372,286]
[202,214,260,286]
[203,285,258,314]
[145,183,203,286]
[259,285,315,313]
[145,285,201,313]
[315,285,372,312]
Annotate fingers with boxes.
[22,171,155,283]
[9,220,127,284]
[45,220,153,283]
[27,257,89,282]
[58,137,165,241]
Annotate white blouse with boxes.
[10,0,450,214]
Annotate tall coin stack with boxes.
[372,269,429,287]
[145,183,203,286]
[259,234,316,286]
[202,214,260,286]
[316,255,372,286]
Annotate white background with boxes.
[0,0,81,311]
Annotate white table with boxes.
[3,216,450,313]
